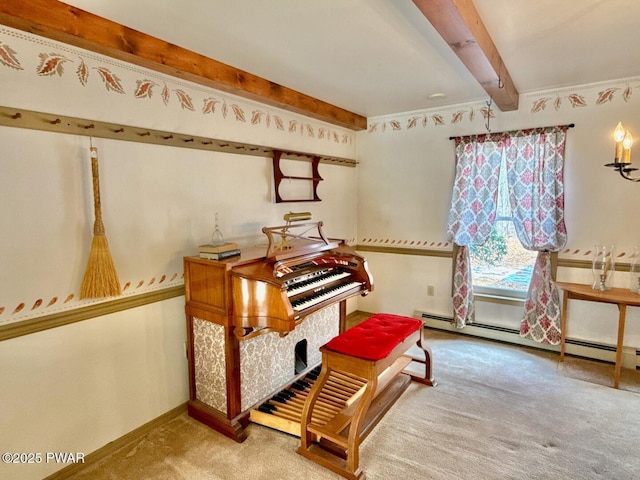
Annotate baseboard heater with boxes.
[418,312,640,369]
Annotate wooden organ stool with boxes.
[296,313,436,479]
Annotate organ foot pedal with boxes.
[249,366,367,437]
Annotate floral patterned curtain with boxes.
[447,126,569,338]
[446,136,503,327]
[504,127,568,344]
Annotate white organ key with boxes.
[292,281,362,312]
[286,271,351,297]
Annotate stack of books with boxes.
[199,242,241,260]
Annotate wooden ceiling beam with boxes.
[412,0,519,111]
[0,0,367,130]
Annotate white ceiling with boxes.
[63,0,640,118]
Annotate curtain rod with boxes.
[448,123,575,140]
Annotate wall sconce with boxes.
[605,122,640,182]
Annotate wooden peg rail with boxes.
[0,105,358,167]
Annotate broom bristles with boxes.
[80,233,121,298]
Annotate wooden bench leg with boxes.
[344,374,377,477]
[299,364,331,452]
[403,329,437,386]
[298,360,370,479]
[298,354,415,479]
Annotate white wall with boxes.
[0,298,187,479]
[0,27,358,480]
[357,79,640,348]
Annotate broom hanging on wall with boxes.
[80,140,121,298]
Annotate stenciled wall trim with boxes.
[0,25,356,149]
[0,285,184,342]
[357,244,453,259]
[356,243,633,271]
[366,75,640,134]
[559,258,631,272]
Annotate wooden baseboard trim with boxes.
[43,403,188,480]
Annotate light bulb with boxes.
[623,131,633,164]
[614,122,625,142]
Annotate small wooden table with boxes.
[556,282,640,388]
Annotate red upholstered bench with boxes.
[325,313,424,360]
[297,313,436,480]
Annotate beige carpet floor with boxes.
[66,330,640,480]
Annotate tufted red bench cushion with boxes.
[323,313,422,361]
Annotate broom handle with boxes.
[90,147,105,236]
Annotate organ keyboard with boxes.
[291,280,363,312]
[286,270,351,297]
[230,222,373,339]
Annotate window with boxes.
[469,155,537,299]
[447,125,568,337]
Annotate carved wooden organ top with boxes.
[230,221,373,339]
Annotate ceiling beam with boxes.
[412,0,519,111]
[0,0,367,130]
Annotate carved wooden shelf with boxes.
[273,150,323,203]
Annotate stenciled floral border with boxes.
[367,78,640,134]
[357,236,637,264]
[0,28,354,146]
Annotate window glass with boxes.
[469,155,537,298]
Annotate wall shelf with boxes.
[273,150,323,203]
[0,105,358,168]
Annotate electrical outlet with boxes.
[427,285,435,296]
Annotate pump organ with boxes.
[184,222,373,441]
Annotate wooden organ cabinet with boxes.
[184,221,373,441]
